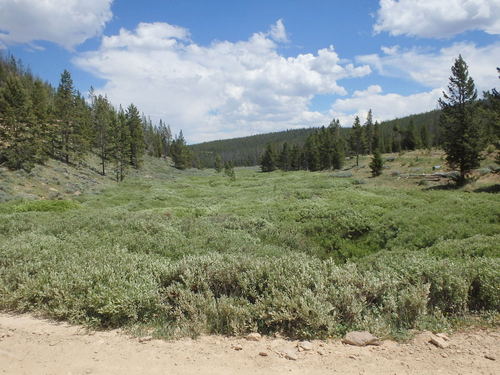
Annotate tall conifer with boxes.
[439,55,482,185]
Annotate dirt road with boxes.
[0,313,498,374]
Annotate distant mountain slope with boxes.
[190,110,442,167]
[190,128,317,167]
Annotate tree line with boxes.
[259,56,499,181]
[194,111,440,170]
[258,109,430,173]
[0,53,193,178]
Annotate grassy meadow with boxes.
[0,151,499,339]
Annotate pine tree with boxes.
[260,144,277,172]
[304,134,320,171]
[278,142,291,171]
[330,119,345,170]
[126,104,145,168]
[369,149,384,177]
[214,153,223,173]
[30,79,52,163]
[318,127,332,170]
[439,55,482,185]
[403,119,420,150]
[391,124,402,153]
[158,120,172,158]
[170,130,191,169]
[373,121,381,152]
[54,70,87,164]
[290,144,301,170]
[110,107,131,182]
[91,94,115,175]
[350,116,365,166]
[420,124,431,149]
[364,109,374,154]
[224,161,236,181]
[0,75,40,171]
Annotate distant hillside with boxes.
[190,128,317,167]
[190,110,442,167]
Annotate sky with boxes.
[1,0,499,143]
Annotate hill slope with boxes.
[190,110,441,167]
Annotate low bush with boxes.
[0,199,81,214]
[1,240,498,338]
[0,166,498,340]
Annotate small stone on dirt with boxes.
[429,335,449,349]
[436,333,450,341]
[284,351,298,361]
[342,331,380,347]
[298,341,313,351]
[233,344,243,351]
[246,333,261,341]
[138,336,153,343]
[484,354,496,361]
[259,351,268,357]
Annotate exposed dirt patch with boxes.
[1,313,498,374]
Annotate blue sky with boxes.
[1,0,499,143]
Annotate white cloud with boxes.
[374,0,500,38]
[74,20,371,142]
[357,42,500,92]
[330,85,442,126]
[0,0,113,50]
[268,19,289,43]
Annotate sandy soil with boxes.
[0,313,498,375]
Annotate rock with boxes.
[138,336,153,343]
[258,351,268,357]
[246,333,261,342]
[233,344,243,351]
[484,354,496,361]
[436,333,450,341]
[440,352,448,358]
[432,165,442,170]
[298,341,313,351]
[342,331,380,347]
[317,349,325,356]
[429,335,449,349]
[284,351,298,361]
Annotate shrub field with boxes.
[0,155,499,339]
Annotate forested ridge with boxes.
[190,111,442,168]
[0,53,193,177]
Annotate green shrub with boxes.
[0,199,81,214]
[0,166,498,340]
